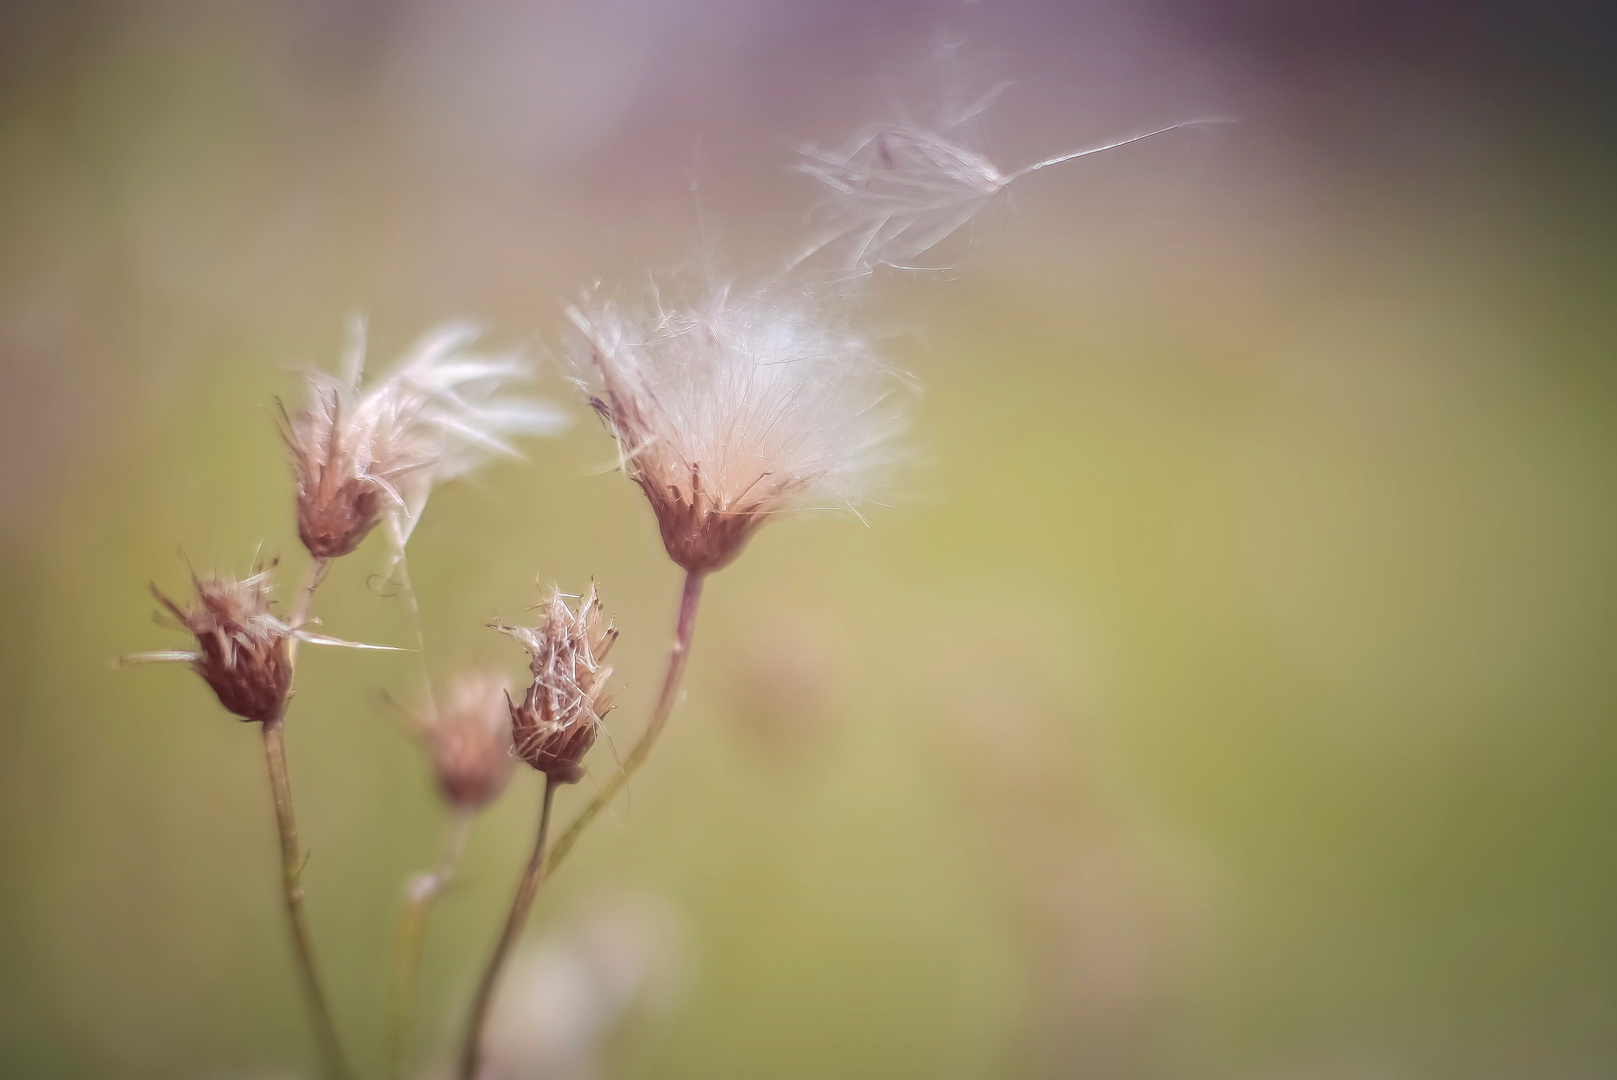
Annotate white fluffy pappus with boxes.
[566,281,910,573]
[283,316,568,562]
[793,83,1231,275]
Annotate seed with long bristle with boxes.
[794,91,1229,276]
[494,585,617,784]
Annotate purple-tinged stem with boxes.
[286,557,329,666]
[543,570,704,875]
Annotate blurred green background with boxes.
[4,1,1617,1077]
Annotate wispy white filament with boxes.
[794,94,1231,275]
[568,280,908,522]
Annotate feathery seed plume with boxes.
[281,317,568,561]
[568,281,906,574]
[495,585,617,784]
[795,90,1228,274]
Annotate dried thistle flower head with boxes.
[409,673,517,810]
[794,86,1227,275]
[495,585,617,784]
[127,563,294,723]
[123,561,396,723]
[568,282,907,574]
[280,317,568,561]
[155,565,290,723]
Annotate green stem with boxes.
[387,811,474,1080]
[262,719,354,1080]
[457,777,558,1080]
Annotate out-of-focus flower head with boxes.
[407,671,517,810]
[123,560,393,723]
[794,83,1228,275]
[482,894,685,1080]
[568,280,908,574]
[495,584,617,784]
[280,316,568,562]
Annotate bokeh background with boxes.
[4,1,1616,1077]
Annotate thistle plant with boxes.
[123,562,396,1080]
[117,65,1207,1080]
[460,586,618,1079]
[125,323,557,1080]
[539,282,906,870]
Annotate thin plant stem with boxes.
[387,810,475,1080]
[263,554,350,1078]
[544,570,704,876]
[287,556,329,666]
[262,718,354,1080]
[458,777,559,1080]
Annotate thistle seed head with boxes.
[280,317,568,563]
[411,673,517,810]
[495,584,617,784]
[151,564,293,723]
[568,282,907,574]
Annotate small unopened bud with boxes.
[152,565,293,723]
[411,674,517,810]
[495,584,617,784]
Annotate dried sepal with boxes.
[495,585,617,784]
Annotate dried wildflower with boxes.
[280,317,568,562]
[495,585,617,784]
[123,561,395,723]
[568,282,906,574]
[494,585,614,779]
[795,90,1228,274]
[409,673,518,810]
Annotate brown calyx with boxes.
[157,572,293,724]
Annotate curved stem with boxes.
[387,810,474,1080]
[262,719,354,1080]
[544,571,704,876]
[458,777,558,1080]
